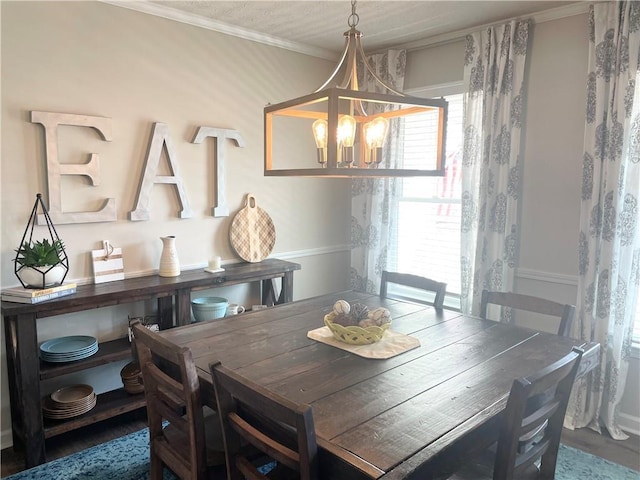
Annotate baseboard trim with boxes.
[0,429,11,450]
[619,412,640,437]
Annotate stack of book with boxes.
[1,283,77,304]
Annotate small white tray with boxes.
[204,267,225,274]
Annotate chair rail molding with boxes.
[515,268,578,287]
[275,244,351,260]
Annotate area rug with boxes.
[2,427,638,480]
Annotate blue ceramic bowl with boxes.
[191,297,229,322]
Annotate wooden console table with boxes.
[1,258,300,468]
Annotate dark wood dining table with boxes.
[157,290,599,480]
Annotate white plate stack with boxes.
[42,384,97,420]
[39,335,98,362]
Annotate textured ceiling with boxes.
[149,1,578,54]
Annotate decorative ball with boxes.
[358,318,377,328]
[333,300,351,315]
[332,312,358,327]
[351,303,370,321]
[369,307,391,326]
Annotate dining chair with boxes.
[447,346,583,480]
[132,322,226,480]
[380,271,447,309]
[209,361,318,480]
[480,290,575,337]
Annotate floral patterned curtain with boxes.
[350,50,406,293]
[460,21,529,315]
[565,2,639,440]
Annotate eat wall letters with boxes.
[31,111,117,225]
[31,111,245,224]
[129,122,193,221]
[192,126,246,217]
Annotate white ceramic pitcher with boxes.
[159,236,180,277]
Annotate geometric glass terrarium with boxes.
[14,193,69,288]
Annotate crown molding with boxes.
[399,1,591,51]
[100,1,589,59]
[99,0,338,61]
[406,81,465,98]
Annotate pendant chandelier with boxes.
[264,0,448,178]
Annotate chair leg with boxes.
[149,453,164,480]
[538,440,561,480]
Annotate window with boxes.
[388,90,464,309]
[388,84,640,328]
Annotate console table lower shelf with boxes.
[43,389,146,438]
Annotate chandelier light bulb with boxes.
[364,117,390,148]
[312,119,329,165]
[337,115,356,166]
[337,115,356,147]
[369,117,389,148]
[364,116,390,166]
[312,119,328,148]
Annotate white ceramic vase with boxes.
[18,265,66,288]
[159,236,180,277]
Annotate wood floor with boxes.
[1,409,639,477]
[561,425,640,472]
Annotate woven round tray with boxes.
[324,312,391,345]
[229,194,276,263]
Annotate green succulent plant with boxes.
[15,239,65,267]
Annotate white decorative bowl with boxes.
[18,265,66,288]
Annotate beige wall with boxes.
[405,40,464,89]
[0,1,351,447]
[520,14,589,277]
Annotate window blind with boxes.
[389,94,463,307]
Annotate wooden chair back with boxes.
[380,271,447,309]
[493,347,583,480]
[480,290,575,337]
[210,361,318,480]
[133,322,208,480]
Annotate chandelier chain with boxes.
[348,0,359,28]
